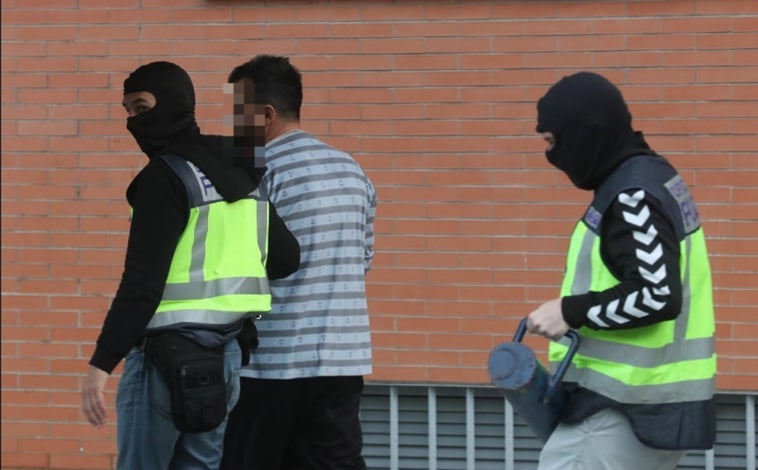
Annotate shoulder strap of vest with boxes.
[159,154,224,208]
[584,155,701,239]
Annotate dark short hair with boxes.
[228,55,303,121]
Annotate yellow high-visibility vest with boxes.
[550,156,716,405]
[144,154,271,330]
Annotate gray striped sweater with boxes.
[241,130,377,379]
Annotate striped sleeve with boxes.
[364,180,377,272]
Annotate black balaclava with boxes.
[536,72,657,191]
[123,61,262,202]
[123,61,199,158]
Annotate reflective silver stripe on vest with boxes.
[257,199,268,267]
[572,227,595,295]
[190,205,210,283]
[566,366,716,404]
[162,276,270,301]
[559,335,714,368]
[147,309,254,329]
[676,235,692,340]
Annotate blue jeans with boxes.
[115,340,241,470]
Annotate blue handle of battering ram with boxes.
[513,318,581,404]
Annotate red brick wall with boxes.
[2,0,756,468]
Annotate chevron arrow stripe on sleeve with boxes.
[622,205,651,227]
[636,243,663,265]
[604,298,630,324]
[639,265,667,284]
[642,287,666,310]
[622,292,649,318]
[618,189,644,208]
[588,305,610,328]
[632,225,658,246]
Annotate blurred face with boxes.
[229,78,279,145]
[122,91,156,118]
[225,82,267,133]
[224,81,267,167]
[540,131,555,151]
[234,81,266,135]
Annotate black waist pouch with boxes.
[144,332,227,433]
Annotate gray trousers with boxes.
[538,408,686,470]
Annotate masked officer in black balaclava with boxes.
[526,72,716,469]
[82,61,299,470]
[123,61,265,199]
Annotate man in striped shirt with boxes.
[221,55,377,470]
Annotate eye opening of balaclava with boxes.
[123,61,199,158]
[536,71,655,190]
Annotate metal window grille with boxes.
[361,384,757,470]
